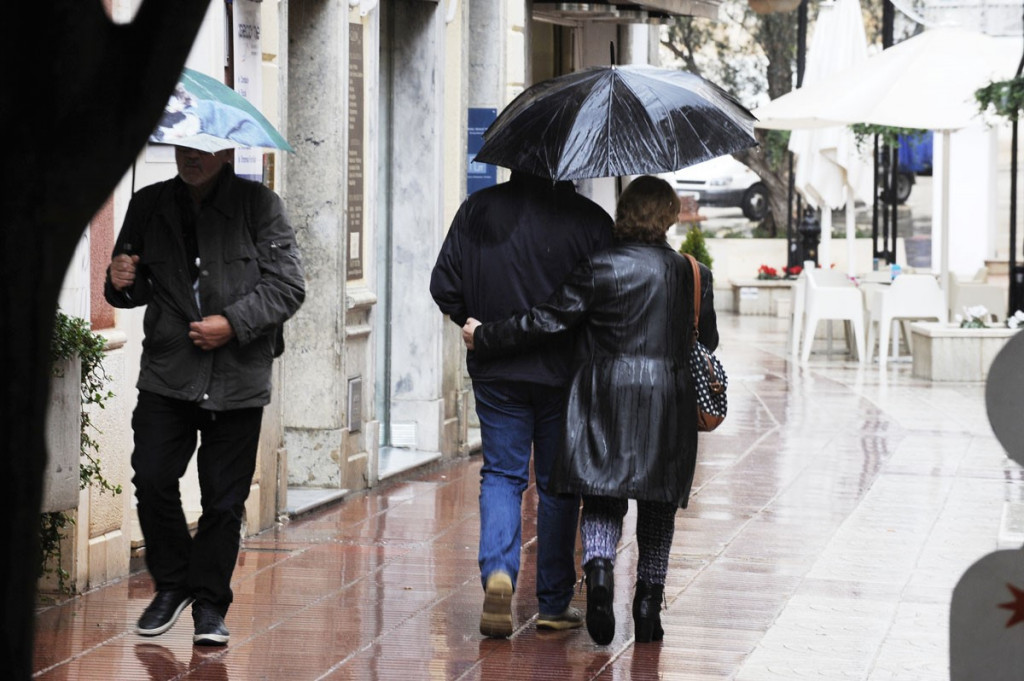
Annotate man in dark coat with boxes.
[105,145,305,646]
[430,171,612,637]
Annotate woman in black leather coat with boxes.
[462,175,719,646]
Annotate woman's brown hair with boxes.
[613,175,681,243]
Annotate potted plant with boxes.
[678,225,713,270]
[39,311,119,595]
[976,76,1024,121]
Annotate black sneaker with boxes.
[192,602,230,646]
[136,590,194,636]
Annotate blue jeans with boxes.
[473,381,579,616]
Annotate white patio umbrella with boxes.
[785,0,870,272]
[753,27,1016,292]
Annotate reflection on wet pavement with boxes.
[32,313,1019,679]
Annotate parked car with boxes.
[660,155,769,221]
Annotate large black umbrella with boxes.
[474,65,758,181]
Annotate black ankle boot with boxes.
[632,580,664,643]
[584,558,615,645]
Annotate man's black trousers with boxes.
[131,390,263,616]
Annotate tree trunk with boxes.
[0,2,211,677]
[735,131,792,236]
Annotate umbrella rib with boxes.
[620,69,739,171]
[561,72,608,178]
[615,74,677,164]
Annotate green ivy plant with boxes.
[40,311,120,593]
[678,224,714,269]
[976,75,1024,121]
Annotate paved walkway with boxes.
[32,313,1022,680]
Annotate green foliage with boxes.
[50,311,119,496]
[850,124,927,151]
[678,225,714,269]
[976,75,1024,121]
[38,512,74,591]
[760,129,791,174]
[40,311,120,593]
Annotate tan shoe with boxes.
[537,606,584,630]
[479,571,514,638]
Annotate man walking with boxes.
[430,171,612,637]
[105,145,305,646]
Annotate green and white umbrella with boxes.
[149,67,293,153]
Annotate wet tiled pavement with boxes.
[32,313,1022,679]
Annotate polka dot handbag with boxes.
[683,254,728,431]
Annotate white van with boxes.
[660,155,768,221]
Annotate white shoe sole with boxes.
[193,631,230,646]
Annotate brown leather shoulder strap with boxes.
[683,253,701,334]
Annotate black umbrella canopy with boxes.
[474,65,758,181]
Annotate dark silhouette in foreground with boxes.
[1,2,213,676]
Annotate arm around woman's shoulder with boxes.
[469,255,598,358]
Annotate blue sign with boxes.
[467,107,497,195]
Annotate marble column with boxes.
[283,0,351,487]
[384,1,449,454]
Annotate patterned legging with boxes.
[580,495,677,585]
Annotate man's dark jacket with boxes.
[104,167,305,410]
[430,172,613,386]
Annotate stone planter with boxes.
[731,278,796,317]
[910,322,1019,381]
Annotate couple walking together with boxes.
[430,171,719,645]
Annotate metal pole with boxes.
[871,1,894,265]
[1010,11,1024,315]
[881,144,890,262]
[890,144,899,262]
[788,0,809,265]
[882,0,894,49]
[1011,118,1019,314]
[797,1,808,88]
[872,134,880,261]
[788,154,797,266]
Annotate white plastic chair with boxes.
[865,274,947,367]
[800,269,866,364]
